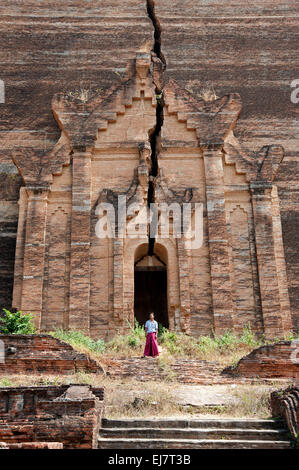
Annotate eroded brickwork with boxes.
[224,341,299,379]
[271,386,299,444]
[150,0,299,331]
[0,385,104,449]
[0,334,101,375]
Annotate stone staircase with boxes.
[98,417,291,449]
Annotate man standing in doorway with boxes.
[143,312,159,358]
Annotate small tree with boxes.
[0,309,36,334]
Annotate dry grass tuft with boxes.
[198,85,219,102]
[0,374,293,420]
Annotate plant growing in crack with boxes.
[198,85,219,102]
[65,87,90,103]
[64,85,103,103]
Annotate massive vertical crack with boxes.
[146,0,166,67]
[146,0,166,256]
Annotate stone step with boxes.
[99,427,288,441]
[97,438,291,449]
[101,418,284,430]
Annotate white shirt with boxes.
[145,320,158,333]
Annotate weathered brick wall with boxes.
[153,0,299,330]
[0,0,152,312]
[0,385,104,449]
[154,0,299,148]
[224,341,299,378]
[0,334,102,375]
[0,1,153,154]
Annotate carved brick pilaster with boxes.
[202,145,234,333]
[21,187,49,330]
[177,238,191,334]
[250,181,292,338]
[113,238,124,327]
[68,148,92,332]
[271,185,293,332]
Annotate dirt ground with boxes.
[0,373,293,419]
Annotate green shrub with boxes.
[239,323,260,347]
[283,330,299,342]
[158,323,165,338]
[213,330,238,348]
[127,319,146,345]
[107,319,145,353]
[0,309,35,334]
[49,321,293,368]
[156,323,263,360]
[51,328,105,353]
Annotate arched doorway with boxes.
[134,244,169,329]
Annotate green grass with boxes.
[0,377,14,387]
[156,323,262,364]
[50,328,105,354]
[106,319,146,355]
[49,322,299,368]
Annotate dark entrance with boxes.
[134,266,169,329]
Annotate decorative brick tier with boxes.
[0,334,102,375]
[270,386,299,446]
[0,385,104,449]
[223,341,299,379]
